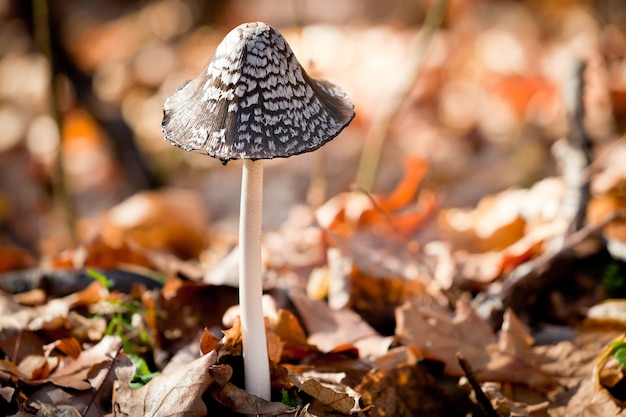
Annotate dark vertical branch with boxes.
[473,60,595,323]
[32,0,75,237]
[456,353,500,417]
[44,12,161,194]
[355,0,449,192]
[557,60,592,233]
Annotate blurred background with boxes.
[0,0,625,259]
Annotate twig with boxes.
[474,59,597,321]
[355,0,449,192]
[555,59,591,234]
[32,0,75,236]
[456,352,500,417]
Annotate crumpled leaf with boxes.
[313,159,442,321]
[396,299,494,372]
[43,338,82,360]
[267,308,315,363]
[209,381,295,416]
[27,336,133,417]
[45,336,125,390]
[537,322,626,416]
[286,369,369,414]
[439,178,571,286]
[0,291,73,333]
[98,188,208,260]
[555,375,626,417]
[332,250,431,332]
[113,351,217,417]
[396,299,555,391]
[17,355,56,381]
[317,157,435,238]
[289,290,392,358]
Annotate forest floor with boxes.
[2,0,626,416]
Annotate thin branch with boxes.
[32,0,75,235]
[475,59,598,321]
[356,0,449,192]
[556,59,591,234]
[456,352,500,417]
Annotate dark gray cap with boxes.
[162,22,355,164]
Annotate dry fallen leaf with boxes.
[113,350,217,417]
[43,338,82,361]
[396,299,555,391]
[286,369,369,415]
[316,157,435,238]
[289,290,392,358]
[44,335,126,390]
[313,159,442,322]
[396,298,495,373]
[98,188,208,260]
[267,308,315,363]
[209,381,295,416]
[26,336,133,417]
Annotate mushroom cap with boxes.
[162,22,355,164]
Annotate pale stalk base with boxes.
[239,159,271,401]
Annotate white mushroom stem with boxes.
[239,158,271,401]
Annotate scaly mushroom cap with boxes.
[162,22,355,164]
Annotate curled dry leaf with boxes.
[50,238,153,271]
[316,157,435,238]
[0,290,75,334]
[199,327,221,356]
[209,381,295,416]
[113,351,217,417]
[27,337,134,417]
[267,308,313,362]
[286,369,369,415]
[289,290,392,358]
[99,188,208,260]
[396,299,555,391]
[555,374,626,417]
[17,354,56,381]
[440,177,572,287]
[45,335,125,390]
[313,158,441,326]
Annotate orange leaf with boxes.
[200,327,220,355]
[375,157,429,212]
[44,338,82,360]
[316,157,435,238]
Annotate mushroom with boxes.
[161,22,354,400]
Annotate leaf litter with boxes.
[3,0,626,416]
